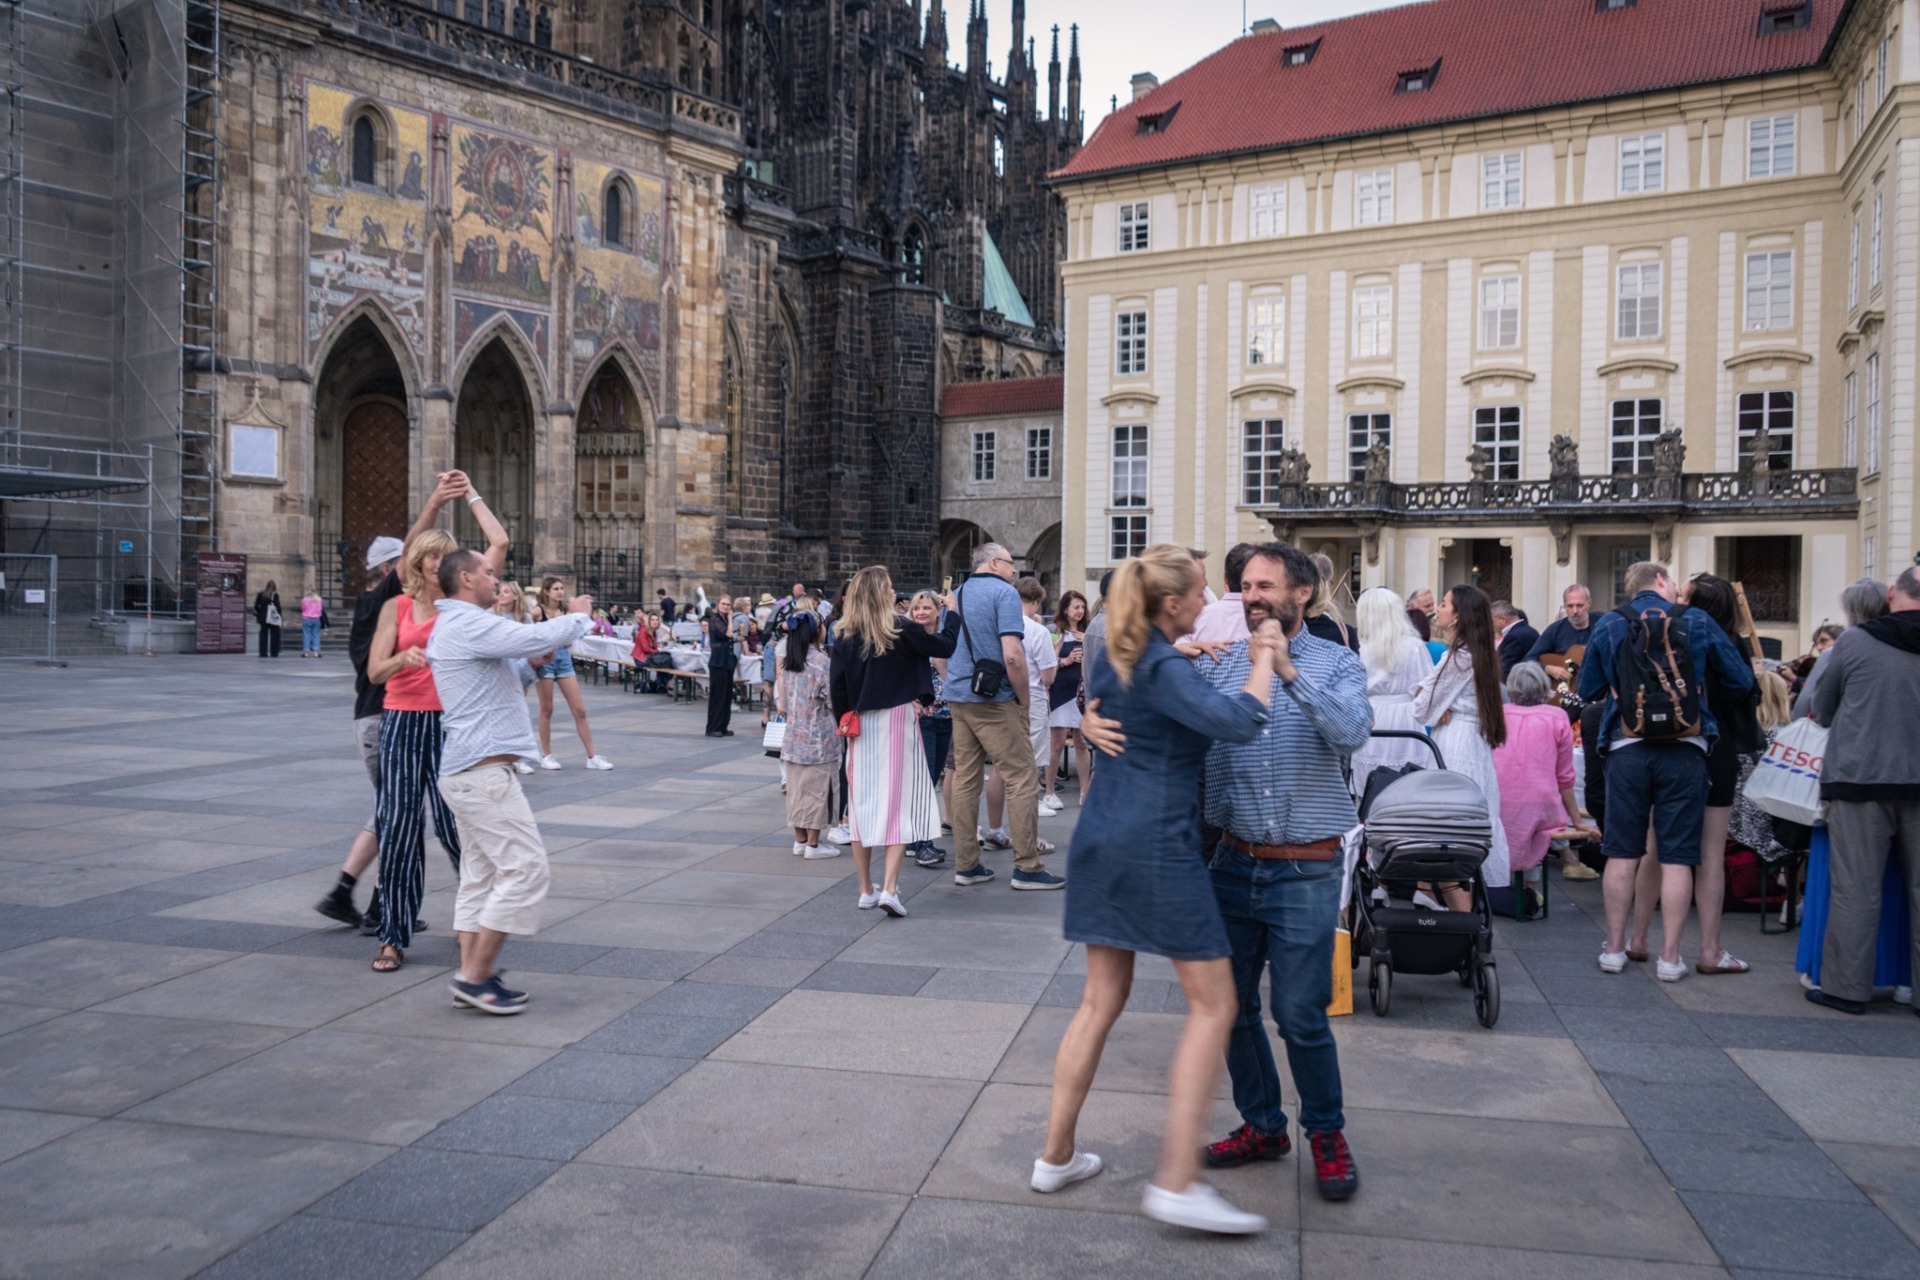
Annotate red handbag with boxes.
[836,711,861,738]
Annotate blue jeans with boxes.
[1210,843,1345,1135]
[301,618,322,653]
[912,714,952,852]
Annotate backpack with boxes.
[1607,602,1702,742]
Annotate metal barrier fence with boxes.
[0,554,57,662]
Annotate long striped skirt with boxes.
[846,703,940,849]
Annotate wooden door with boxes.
[341,401,409,590]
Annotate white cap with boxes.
[365,536,405,570]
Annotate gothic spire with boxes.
[1066,23,1081,130]
[1047,24,1060,122]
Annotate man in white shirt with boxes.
[1183,543,1256,647]
[1018,578,1061,814]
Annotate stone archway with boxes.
[937,518,993,586]
[313,315,410,603]
[1025,522,1062,604]
[573,358,648,607]
[454,338,536,581]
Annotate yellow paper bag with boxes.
[1327,927,1353,1017]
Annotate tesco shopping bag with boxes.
[1743,717,1827,827]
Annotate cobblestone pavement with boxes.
[1,653,1918,1278]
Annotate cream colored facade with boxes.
[1058,0,1918,653]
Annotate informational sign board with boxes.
[118,540,134,553]
[195,553,249,654]
[22,589,44,604]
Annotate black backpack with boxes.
[1607,602,1702,741]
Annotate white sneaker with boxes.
[585,755,613,771]
[980,827,1013,850]
[792,841,807,857]
[513,761,535,775]
[803,844,842,860]
[1030,1151,1103,1193]
[1038,794,1064,816]
[826,824,852,846]
[539,755,563,771]
[1655,958,1688,983]
[857,889,881,910]
[1140,1182,1266,1235]
[1598,949,1629,974]
[876,889,907,918]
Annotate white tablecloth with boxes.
[571,635,633,667]
[668,648,709,674]
[611,624,636,640]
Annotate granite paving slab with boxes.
[710,988,1029,1080]
[0,1011,296,1116]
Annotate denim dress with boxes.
[1063,630,1268,961]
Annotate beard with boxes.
[1242,598,1301,635]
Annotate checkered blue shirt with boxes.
[1198,631,1373,845]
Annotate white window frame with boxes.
[1743,250,1795,331]
[1864,536,1877,582]
[1355,168,1393,226]
[1249,183,1286,238]
[1748,114,1797,179]
[1870,181,1883,289]
[1241,418,1288,504]
[1849,211,1861,310]
[1857,76,1870,141]
[971,430,997,482]
[1108,515,1148,562]
[1843,370,1858,468]
[1472,405,1522,482]
[1479,274,1521,350]
[1111,423,1149,507]
[1118,201,1150,253]
[1246,293,1285,367]
[1115,308,1148,376]
[1025,425,1052,481]
[1352,283,1392,359]
[1346,412,1391,483]
[1737,390,1795,470]
[1481,151,1523,211]
[1616,262,1663,342]
[1866,353,1882,474]
[1878,38,1889,103]
[1619,132,1665,194]
[1610,398,1664,475]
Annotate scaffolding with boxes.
[178,0,217,601]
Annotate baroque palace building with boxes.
[160,0,1080,607]
[1052,0,1911,653]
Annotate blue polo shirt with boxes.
[942,573,1024,704]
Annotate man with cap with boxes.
[315,472,469,927]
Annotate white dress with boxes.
[1410,649,1512,888]
[1350,638,1437,801]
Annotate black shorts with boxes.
[1705,733,1741,808]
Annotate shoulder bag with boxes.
[956,582,1007,699]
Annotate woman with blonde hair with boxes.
[529,575,611,770]
[492,580,530,621]
[1348,586,1435,800]
[364,484,509,972]
[828,566,959,916]
[1038,545,1281,1234]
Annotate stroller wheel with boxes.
[1368,960,1392,1017]
[1457,960,1473,988]
[1474,963,1500,1028]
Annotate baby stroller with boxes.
[1346,729,1500,1028]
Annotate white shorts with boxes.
[1030,701,1049,769]
[437,763,552,936]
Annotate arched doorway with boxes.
[1025,522,1062,604]
[454,337,536,581]
[573,359,647,608]
[937,518,993,587]
[314,315,410,604]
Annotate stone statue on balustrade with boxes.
[1653,427,1687,479]
[1277,446,1312,485]
[1362,438,1391,484]
[1465,443,1492,506]
[1548,434,1579,501]
[1744,425,1777,496]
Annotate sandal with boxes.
[372,946,404,973]
[1626,947,1649,963]
[1697,951,1751,975]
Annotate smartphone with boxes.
[941,576,953,594]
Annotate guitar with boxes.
[1537,643,1587,712]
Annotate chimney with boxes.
[1130,72,1158,102]
[1249,18,1281,35]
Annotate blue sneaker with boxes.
[1010,868,1066,891]
[914,842,949,868]
[450,975,527,1015]
[954,866,996,887]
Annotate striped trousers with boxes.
[374,709,461,950]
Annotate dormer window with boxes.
[1759,2,1811,34]
[1595,0,1635,11]
[1283,40,1319,67]
[1136,102,1180,135]
[1395,59,1441,93]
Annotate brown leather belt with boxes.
[1222,833,1340,861]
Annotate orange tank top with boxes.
[383,597,442,712]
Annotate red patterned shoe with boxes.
[1202,1122,1290,1169]
[1308,1130,1359,1201]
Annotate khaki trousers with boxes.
[438,763,552,936]
[949,699,1043,873]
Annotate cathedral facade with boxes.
[214,0,1081,607]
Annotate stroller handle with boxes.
[1367,727,1448,771]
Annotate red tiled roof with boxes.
[941,375,1064,418]
[1055,0,1845,182]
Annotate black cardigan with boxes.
[830,614,960,717]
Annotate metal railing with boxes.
[0,552,57,662]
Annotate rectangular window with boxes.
[1249,183,1286,238]
[1115,309,1148,375]
[1473,406,1522,481]
[1347,413,1391,482]
[1118,201,1150,252]
[1353,284,1392,359]
[1241,419,1289,503]
[1025,426,1052,481]
[1844,371,1858,468]
[1481,151,1523,210]
[1109,515,1148,562]
[1355,169,1393,226]
[1619,132,1665,194]
[1616,262,1663,341]
[971,430,996,482]
[1246,295,1284,366]
[1744,251,1794,331]
[1849,212,1861,310]
[1864,536,1877,582]
[1111,423,1149,507]
[1737,390,1795,470]
[1878,38,1889,102]
[1479,275,1521,350]
[1858,76,1870,140]
[1871,182,1883,288]
[1610,398,1664,474]
[1866,353,1882,474]
[1748,114,1797,179]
